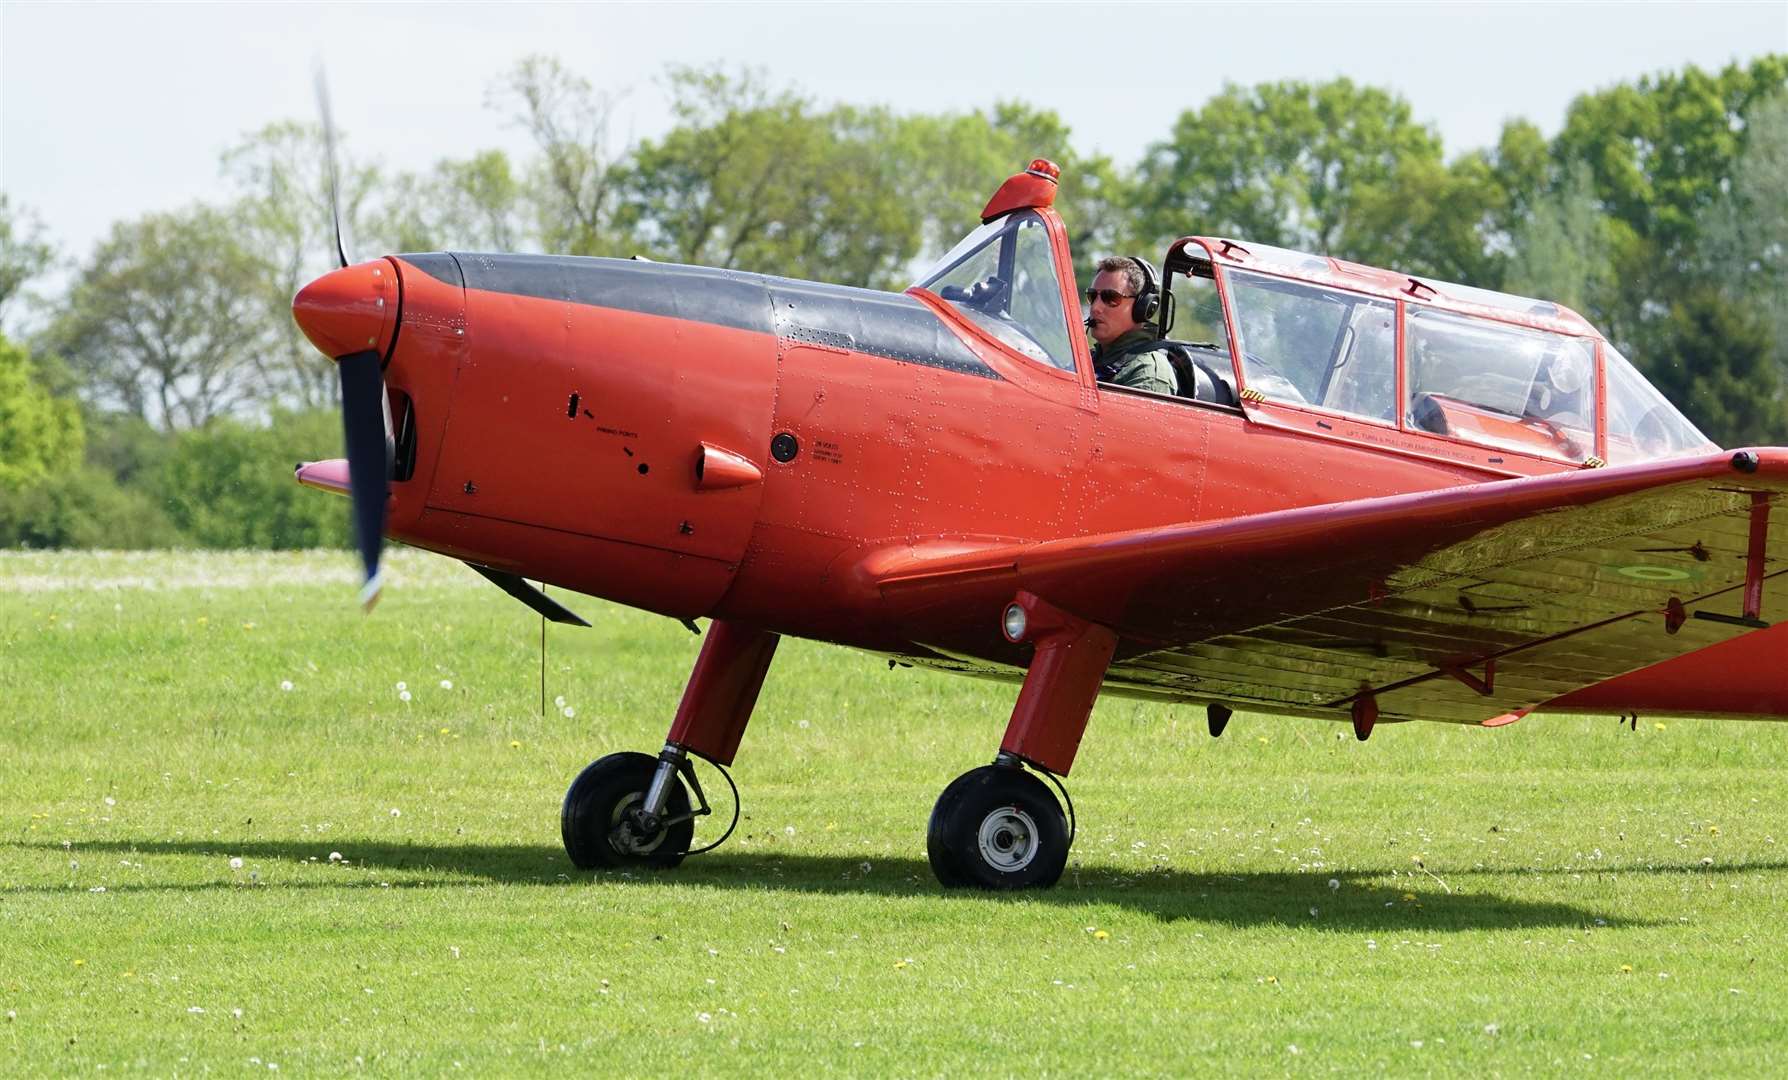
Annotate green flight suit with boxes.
[1091,326,1177,396]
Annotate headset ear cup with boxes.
[1129,256,1160,324]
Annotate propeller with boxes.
[315,66,349,271]
[301,65,394,611]
[338,349,393,609]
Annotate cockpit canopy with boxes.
[912,200,1717,469]
[1161,236,1718,466]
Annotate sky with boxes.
[2,0,1785,270]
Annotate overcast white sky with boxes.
[2,0,1784,267]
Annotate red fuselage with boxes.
[339,247,1785,722]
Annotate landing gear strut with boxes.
[926,591,1115,890]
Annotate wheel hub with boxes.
[608,793,668,856]
[976,806,1040,872]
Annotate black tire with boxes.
[926,765,1068,890]
[561,751,694,870]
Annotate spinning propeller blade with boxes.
[314,65,349,271]
[338,349,393,610]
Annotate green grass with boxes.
[3,549,1786,1075]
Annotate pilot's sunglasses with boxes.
[1085,288,1136,306]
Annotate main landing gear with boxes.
[927,753,1074,889]
[560,595,1119,892]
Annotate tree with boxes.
[0,332,82,492]
[1697,91,1788,374]
[617,67,925,288]
[373,149,527,253]
[154,410,350,548]
[222,120,382,409]
[1488,119,1552,229]
[902,103,1127,281]
[45,207,270,431]
[1503,160,1617,322]
[1547,58,1788,352]
[490,55,624,256]
[0,466,184,549]
[1135,78,1507,283]
[1553,58,1788,261]
[1644,291,1784,447]
[0,195,56,330]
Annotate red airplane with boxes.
[292,158,1788,890]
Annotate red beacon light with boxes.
[981,158,1061,223]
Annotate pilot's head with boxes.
[1086,256,1148,347]
[1547,351,1588,397]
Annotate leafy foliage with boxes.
[1136,79,1506,281]
[0,332,82,493]
[152,410,351,549]
[1644,292,1783,447]
[617,68,923,288]
[0,194,56,330]
[0,466,182,548]
[43,207,270,431]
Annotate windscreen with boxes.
[914,212,1075,371]
[1603,345,1720,463]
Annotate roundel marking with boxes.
[1616,565,1691,582]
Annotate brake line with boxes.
[681,747,741,857]
[1033,763,1076,849]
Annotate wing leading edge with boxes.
[861,450,1788,726]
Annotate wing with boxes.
[862,450,1788,726]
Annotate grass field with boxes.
[3,549,1786,1075]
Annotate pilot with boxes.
[1525,350,1589,422]
[1086,256,1176,396]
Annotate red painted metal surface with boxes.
[1545,621,1788,719]
[409,285,775,616]
[666,620,780,765]
[1416,396,1586,462]
[1745,494,1770,621]
[1351,694,1378,741]
[1481,709,1527,728]
[999,592,1118,775]
[695,443,764,491]
[292,258,399,358]
[980,158,1059,223]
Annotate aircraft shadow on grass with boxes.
[15,838,1781,931]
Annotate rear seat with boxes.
[1161,341,1239,407]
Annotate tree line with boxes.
[0,55,1783,548]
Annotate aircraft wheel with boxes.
[926,765,1068,890]
[561,751,694,870]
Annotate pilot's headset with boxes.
[1126,256,1161,326]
